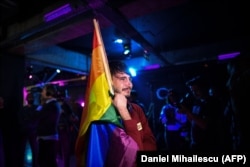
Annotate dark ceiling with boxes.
[0,0,248,87]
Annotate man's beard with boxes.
[113,87,131,98]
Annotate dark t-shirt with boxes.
[19,105,39,133]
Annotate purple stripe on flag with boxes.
[106,127,138,167]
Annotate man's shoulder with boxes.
[130,102,144,112]
[130,102,140,108]
[162,104,175,109]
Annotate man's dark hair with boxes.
[186,76,204,86]
[185,75,209,93]
[109,60,130,76]
[45,84,58,97]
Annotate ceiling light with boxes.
[123,47,130,55]
[143,50,150,60]
[123,40,131,56]
[128,67,136,77]
[44,3,72,22]
[217,52,240,60]
[114,39,123,44]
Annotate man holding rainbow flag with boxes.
[75,19,156,167]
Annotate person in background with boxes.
[19,92,39,167]
[159,89,189,151]
[69,100,82,148]
[209,85,232,151]
[225,52,250,151]
[57,88,79,167]
[37,84,61,167]
[179,76,224,151]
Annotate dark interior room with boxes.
[0,0,249,167]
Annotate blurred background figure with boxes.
[179,76,224,151]
[225,53,250,151]
[159,89,189,151]
[18,92,40,167]
[37,84,61,167]
[209,85,232,151]
[57,88,79,167]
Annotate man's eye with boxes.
[120,77,126,81]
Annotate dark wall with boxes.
[0,53,25,167]
[0,53,25,124]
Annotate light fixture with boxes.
[123,39,131,56]
[217,51,240,60]
[114,39,123,44]
[128,67,136,77]
[143,49,150,61]
[44,3,72,22]
[45,69,60,83]
[26,65,33,79]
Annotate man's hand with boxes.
[112,93,131,120]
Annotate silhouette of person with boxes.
[37,84,61,167]
[57,89,78,167]
[225,53,250,151]
[19,92,39,167]
[179,76,224,151]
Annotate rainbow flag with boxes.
[75,19,138,167]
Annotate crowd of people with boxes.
[0,52,249,166]
[157,52,250,152]
[0,85,82,167]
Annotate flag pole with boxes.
[93,19,114,95]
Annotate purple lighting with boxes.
[144,64,160,70]
[218,52,240,60]
[44,3,72,22]
[81,101,85,107]
[51,81,65,86]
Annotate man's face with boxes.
[112,72,133,97]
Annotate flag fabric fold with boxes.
[87,122,138,167]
